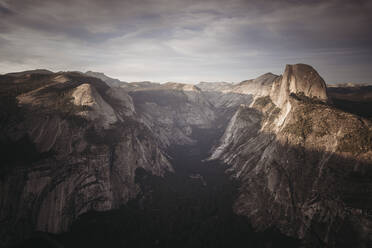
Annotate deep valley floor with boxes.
[14,131,300,248]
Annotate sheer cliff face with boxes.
[0,72,171,245]
[1,65,371,247]
[270,64,328,108]
[211,64,372,247]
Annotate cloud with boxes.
[0,0,371,83]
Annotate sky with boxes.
[0,0,371,84]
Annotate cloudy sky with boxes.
[0,0,371,83]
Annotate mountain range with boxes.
[0,64,371,248]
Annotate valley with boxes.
[0,64,371,248]
[43,130,298,248]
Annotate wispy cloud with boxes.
[0,0,371,83]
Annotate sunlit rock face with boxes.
[210,64,372,247]
[0,71,171,245]
[0,64,371,247]
[70,83,118,128]
[270,64,328,108]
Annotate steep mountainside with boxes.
[1,64,371,248]
[196,73,278,112]
[0,71,171,246]
[127,82,217,146]
[210,64,372,247]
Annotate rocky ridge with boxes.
[196,73,278,111]
[0,64,371,247]
[210,64,372,247]
[0,71,171,246]
[84,71,127,88]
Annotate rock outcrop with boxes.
[0,71,171,246]
[269,64,328,108]
[1,64,371,247]
[210,64,372,247]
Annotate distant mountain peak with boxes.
[6,69,54,77]
[85,71,126,87]
[270,63,328,107]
